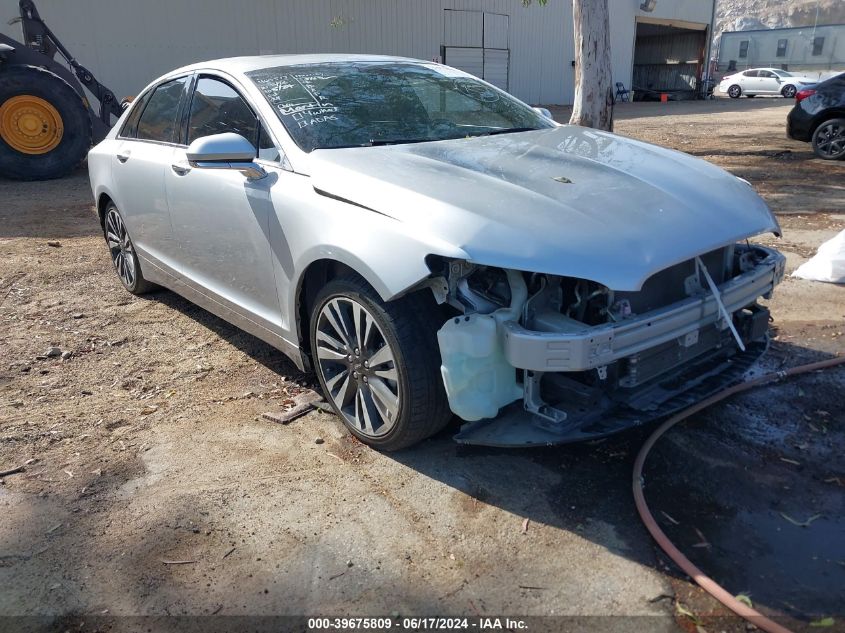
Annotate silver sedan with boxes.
[88,54,785,450]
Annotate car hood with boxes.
[309,126,780,291]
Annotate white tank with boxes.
[437,313,523,421]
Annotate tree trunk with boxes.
[569,0,614,131]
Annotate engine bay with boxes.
[426,243,783,445]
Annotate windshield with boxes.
[246,61,554,152]
[773,70,794,77]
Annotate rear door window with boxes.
[136,77,191,143]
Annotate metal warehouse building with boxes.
[718,24,845,78]
[0,0,715,105]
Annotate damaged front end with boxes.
[427,244,786,447]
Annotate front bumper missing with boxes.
[499,247,784,372]
[450,246,784,447]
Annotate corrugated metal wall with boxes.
[444,9,484,47]
[442,9,510,90]
[0,0,713,105]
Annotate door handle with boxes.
[171,162,191,176]
[116,151,131,163]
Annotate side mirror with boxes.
[533,107,554,121]
[186,133,266,180]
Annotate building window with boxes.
[812,36,824,56]
[776,39,787,57]
[739,40,749,58]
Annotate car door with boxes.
[757,70,780,94]
[165,74,285,333]
[740,70,758,92]
[110,76,191,277]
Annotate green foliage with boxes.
[810,617,835,628]
[735,594,753,608]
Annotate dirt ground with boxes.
[1,99,844,633]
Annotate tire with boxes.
[309,274,451,451]
[0,65,92,180]
[727,84,742,98]
[103,203,156,295]
[811,118,845,160]
[781,84,797,98]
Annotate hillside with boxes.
[716,0,845,42]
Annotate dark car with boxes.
[787,72,845,160]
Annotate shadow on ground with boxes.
[395,339,844,623]
[128,288,845,623]
[145,289,311,385]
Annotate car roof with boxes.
[168,53,426,77]
[730,68,784,73]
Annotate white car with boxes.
[719,68,816,99]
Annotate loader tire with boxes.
[0,65,92,180]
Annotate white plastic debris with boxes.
[791,229,845,284]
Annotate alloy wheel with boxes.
[105,208,136,288]
[782,85,796,98]
[728,85,741,98]
[315,297,401,438]
[815,121,845,159]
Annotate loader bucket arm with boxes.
[16,0,123,128]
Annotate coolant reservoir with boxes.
[437,314,523,421]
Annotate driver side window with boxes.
[187,76,281,162]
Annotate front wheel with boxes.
[727,84,741,98]
[812,118,845,160]
[310,275,451,451]
[781,84,797,98]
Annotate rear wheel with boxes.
[310,275,451,451]
[812,118,845,160]
[727,84,741,98]
[0,65,92,180]
[104,203,155,295]
[781,84,797,98]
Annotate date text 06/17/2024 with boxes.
[307,617,529,630]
